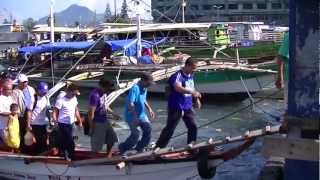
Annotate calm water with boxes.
[75,91,284,180]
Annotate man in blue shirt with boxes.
[88,78,118,158]
[119,73,155,154]
[155,58,201,148]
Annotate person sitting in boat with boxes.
[0,82,15,148]
[119,73,156,154]
[155,58,202,149]
[142,47,152,57]
[26,82,51,155]
[88,78,118,158]
[100,43,112,64]
[12,74,36,154]
[138,48,154,64]
[52,84,83,161]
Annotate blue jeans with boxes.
[119,121,152,154]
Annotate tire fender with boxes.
[197,149,217,179]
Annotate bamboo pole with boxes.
[0,153,64,160]
[46,72,104,98]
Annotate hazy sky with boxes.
[1,0,152,22]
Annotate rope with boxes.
[139,0,205,43]
[50,49,55,86]
[240,76,281,121]
[173,5,182,22]
[44,160,70,176]
[58,35,105,82]
[25,35,86,75]
[155,0,179,22]
[16,54,31,76]
[171,89,282,139]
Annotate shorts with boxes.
[90,121,118,152]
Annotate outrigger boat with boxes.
[0,124,280,180]
[14,39,278,99]
[0,69,281,179]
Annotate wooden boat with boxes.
[0,125,280,180]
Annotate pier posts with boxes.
[262,1,319,180]
[285,1,319,179]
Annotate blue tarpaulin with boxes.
[18,38,167,57]
[105,39,156,56]
[18,41,95,55]
[19,46,46,55]
[41,41,95,52]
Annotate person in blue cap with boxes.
[26,82,51,155]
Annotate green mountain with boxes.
[37,4,104,26]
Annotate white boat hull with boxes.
[30,74,274,95]
[149,74,274,94]
[0,158,202,180]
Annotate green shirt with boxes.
[278,32,289,79]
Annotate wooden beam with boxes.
[285,116,320,130]
[262,135,319,162]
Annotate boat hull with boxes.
[0,158,204,180]
[29,71,274,96]
[149,74,274,94]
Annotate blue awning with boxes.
[41,41,95,52]
[19,46,46,55]
[105,38,167,56]
[18,38,167,57]
[18,41,95,55]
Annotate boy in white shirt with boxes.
[53,84,82,161]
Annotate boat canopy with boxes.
[106,38,166,56]
[97,22,265,34]
[18,38,166,56]
[18,41,95,55]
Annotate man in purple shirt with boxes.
[88,78,118,158]
[155,58,201,148]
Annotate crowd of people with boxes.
[0,58,203,161]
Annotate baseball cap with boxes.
[17,74,28,83]
[141,73,155,85]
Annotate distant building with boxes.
[151,0,289,25]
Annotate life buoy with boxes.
[197,149,217,179]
